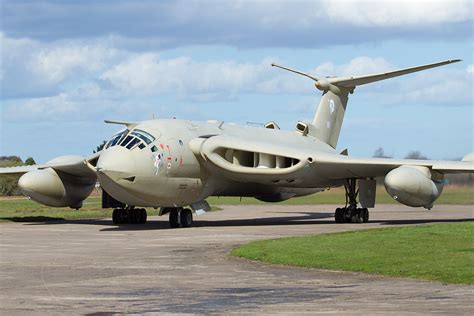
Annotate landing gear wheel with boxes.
[343,208,351,223]
[351,212,358,223]
[112,207,147,225]
[117,208,128,224]
[139,208,147,224]
[335,208,343,223]
[128,209,137,224]
[362,208,369,223]
[180,208,193,228]
[169,210,180,228]
[334,178,371,224]
[112,209,120,224]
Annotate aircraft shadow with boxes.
[98,212,336,231]
[14,211,334,231]
[193,212,334,227]
[9,210,473,231]
[1,216,66,222]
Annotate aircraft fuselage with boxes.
[96,119,339,207]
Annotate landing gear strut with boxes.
[166,207,193,228]
[335,178,369,224]
[112,206,147,225]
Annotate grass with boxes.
[232,222,474,284]
[208,185,474,205]
[0,193,223,222]
[0,186,471,223]
[0,195,162,222]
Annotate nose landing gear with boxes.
[335,178,370,224]
[112,206,147,225]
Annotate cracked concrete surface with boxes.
[0,204,472,315]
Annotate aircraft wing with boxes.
[190,135,473,184]
[0,153,99,178]
[313,154,474,180]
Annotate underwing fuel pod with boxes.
[384,166,444,209]
[1,58,473,228]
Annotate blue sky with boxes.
[1,0,473,162]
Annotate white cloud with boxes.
[467,64,474,74]
[100,55,397,99]
[4,93,80,121]
[0,33,122,98]
[322,0,473,26]
[2,0,472,48]
[359,67,473,106]
[32,44,117,84]
[1,29,471,125]
[100,54,310,98]
[312,57,394,77]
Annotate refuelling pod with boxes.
[18,168,96,209]
[384,166,444,209]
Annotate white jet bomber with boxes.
[1,59,473,228]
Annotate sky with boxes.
[0,0,473,163]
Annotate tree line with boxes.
[0,156,36,196]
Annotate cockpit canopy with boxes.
[105,129,156,151]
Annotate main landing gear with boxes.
[163,207,193,228]
[112,206,147,225]
[335,178,369,224]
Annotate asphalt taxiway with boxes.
[0,204,472,315]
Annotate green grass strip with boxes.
[232,222,474,284]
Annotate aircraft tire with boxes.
[358,209,364,223]
[129,209,138,224]
[344,208,352,223]
[334,208,342,223]
[180,208,193,228]
[169,210,180,228]
[112,209,120,224]
[119,209,128,224]
[139,208,147,224]
[362,208,369,223]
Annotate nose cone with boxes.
[97,146,136,181]
[96,146,147,206]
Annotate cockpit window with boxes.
[131,129,155,145]
[126,137,140,149]
[120,135,134,147]
[106,130,128,149]
[106,128,156,151]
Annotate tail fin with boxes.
[272,59,460,149]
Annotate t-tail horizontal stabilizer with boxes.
[272,59,461,149]
[272,59,461,90]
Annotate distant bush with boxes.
[25,157,36,165]
[446,173,474,186]
[0,156,33,196]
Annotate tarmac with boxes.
[0,204,472,315]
